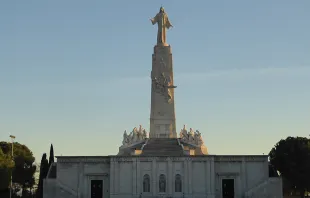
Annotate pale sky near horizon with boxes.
[0,1,310,162]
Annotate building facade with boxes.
[44,155,282,198]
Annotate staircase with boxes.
[244,177,283,198]
[141,138,184,156]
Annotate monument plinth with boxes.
[149,45,177,138]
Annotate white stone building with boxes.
[43,7,283,198]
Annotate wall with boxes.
[54,157,110,198]
[57,163,79,190]
[43,179,57,198]
[111,156,215,198]
[43,155,278,198]
[214,155,269,198]
[246,161,268,189]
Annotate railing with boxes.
[244,177,283,198]
[141,139,149,150]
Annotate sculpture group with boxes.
[152,72,176,103]
[122,125,148,146]
[179,126,204,146]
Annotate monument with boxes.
[149,6,177,139]
[43,7,283,198]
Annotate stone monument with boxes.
[42,7,283,198]
[149,6,177,138]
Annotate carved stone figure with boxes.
[150,7,173,45]
[159,174,166,192]
[132,127,138,142]
[122,126,148,146]
[179,126,204,146]
[189,128,194,136]
[194,130,203,145]
[142,129,147,139]
[159,57,167,68]
[152,71,176,103]
[180,125,189,141]
[122,130,128,145]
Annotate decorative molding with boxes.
[56,155,266,164]
[216,172,240,176]
[244,156,267,162]
[138,157,154,162]
[138,157,211,162]
[111,157,134,162]
[214,156,267,162]
[85,173,109,177]
[57,157,110,164]
[214,157,243,162]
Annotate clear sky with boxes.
[0,1,309,162]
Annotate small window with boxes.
[175,174,182,192]
[159,174,166,192]
[143,174,150,192]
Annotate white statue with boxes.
[150,6,173,45]
[132,127,138,142]
[194,130,203,145]
[122,130,128,145]
[180,125,189,141]
[189,128,194,136]
[137,125,144,140]
[142,129,147,139]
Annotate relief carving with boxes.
[159,57,167,69]
[152,72,176,103]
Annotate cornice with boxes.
[57,157,110,164]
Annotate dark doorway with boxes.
[222,179,234,198]
[91,180,103,198]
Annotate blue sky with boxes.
[0,1,309,162]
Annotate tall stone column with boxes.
[149,45,177,138]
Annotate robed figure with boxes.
[150,7,173,45]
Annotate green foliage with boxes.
[269,136,310,197]
[0,142,36,191]
[0,148,14,191]
[0,148,14,169]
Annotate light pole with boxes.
[9,135,15,198]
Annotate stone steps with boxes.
[141,138,184,156]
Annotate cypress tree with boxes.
[36,153,48,198]
[48,144,54,168]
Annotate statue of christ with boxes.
[150,7,173,45]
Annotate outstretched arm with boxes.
[150,15,157,25]
[166,17,173,28]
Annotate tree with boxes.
[48,144,54,168]
[269,136,310,198]
[36,153,49,198]
[0,141,36,197]
[0,148,14,197]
